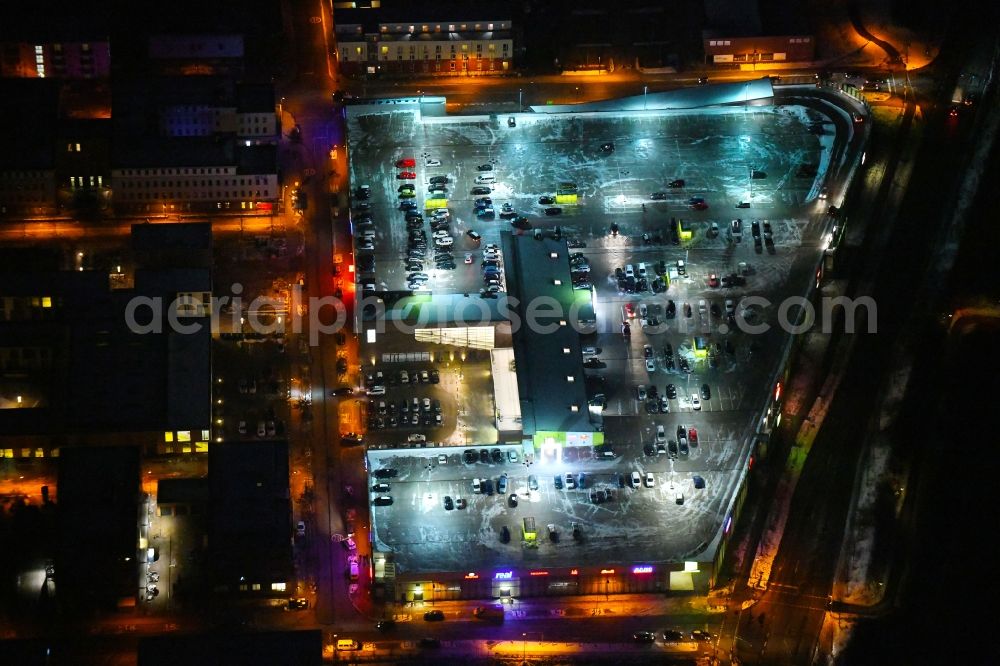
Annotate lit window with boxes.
[164,432,174,442]
[549,252,558,258]
[553,279,562,285]
[562,348,571,354]
[176,431,191,442]
[271,582,287,591]
[570,405,579,412]
[566,376,575,382]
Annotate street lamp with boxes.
[518,88,522,113]
[643,85,648,110]
[522,633,527,660]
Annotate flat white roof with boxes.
[490,348,521,432]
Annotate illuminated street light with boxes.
[643,85,648,110]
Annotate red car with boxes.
[690,201,709,211]
[395,157,416,168]
[624,302,636,318]
[708,274,719,288]
[397,171,416,180]
[688,427,698,445]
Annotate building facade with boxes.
[703,35,816,66]
[110,156,279,214]
[0,40,111,79]
[336,19,513,77]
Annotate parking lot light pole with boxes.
[643,86,648,110]
[518,88,522,113]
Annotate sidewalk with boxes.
[381,591,720,624]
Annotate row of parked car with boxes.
[367,395,445,430]
[364,367,441,395]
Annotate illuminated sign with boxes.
[464,572,479,579]
[494,571,513,580]
[600,568,615,575]
[570,569,578,575]
[529,570,549,577]
[632,566,653,574]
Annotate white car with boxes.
[407,433,427,443]
[630,471,642,489]
[565,473,577,490]
[655,425,665,443]
[645,358,656,373]
[367,385,386,396]
[725,299,735,314]
[644,472,655,488]
[425,158,442,167]
[257,420,267,437]
[433,230,451,238]
[238,420,247,435]
[691,394,701,410]
[472,478,482,493]
[435,237,454,247]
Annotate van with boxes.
[638,262,648,278]
[625,264,635,278]
[475,174,496,184]
[337,639,360,651]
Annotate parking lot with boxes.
[366,441,735,573]
[348,100,837,575]
[347,106,828,295]
[359,342,499,448]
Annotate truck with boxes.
[473,605,506,622]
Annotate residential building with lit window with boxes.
[111,78,279,213]
[0,3,110,79]
[333,7,514,77]
[55,118,113,211]
[0,223,213,459]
